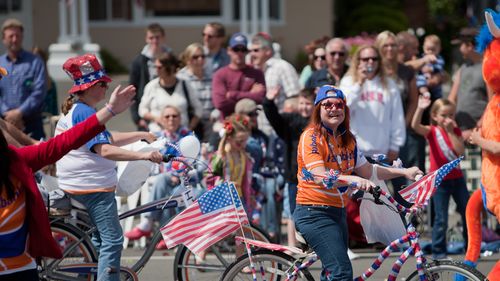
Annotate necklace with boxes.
[326,133,350,173]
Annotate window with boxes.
[89,0,132,21]
[0,0,21,14]
[232,0,282,21]
[144,0,221,17]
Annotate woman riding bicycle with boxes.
[294,85,421,281]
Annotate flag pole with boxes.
[226,182,263,281]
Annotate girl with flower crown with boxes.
[209,113,256,214]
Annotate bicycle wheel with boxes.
[38,221,98,281]
[174,223,270,281]
[221,249,315,281]
[406,260,486,281]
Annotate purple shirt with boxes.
[212,65,266,117]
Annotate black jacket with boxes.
[129,54,151,124]
[262,97,309,183]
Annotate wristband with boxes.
[105,103,116,116]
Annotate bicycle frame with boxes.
[233,187,439,281]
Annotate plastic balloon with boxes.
[179,135,201,160]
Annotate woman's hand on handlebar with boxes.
[404,166,423,181]
[142,151,163,163]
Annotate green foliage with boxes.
[100,48,128,74]
[294,49,309,74]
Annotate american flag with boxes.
[399,157,463,208]
[160,182,249,255]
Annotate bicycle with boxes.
[219,168,487,281]
[38,154,270,281]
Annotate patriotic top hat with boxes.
[63,53,112,94]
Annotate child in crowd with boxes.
[209,114,255,214]
[416,35,445,101]
[411,96,469,259]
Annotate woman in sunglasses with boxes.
[294,85,421,281]
[339,45,406,163]
[56,54,163,281]
[299,44,327,88]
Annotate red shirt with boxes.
[426,125,463,180]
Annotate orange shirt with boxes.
[296,127,365,208]
[0,178,36,274]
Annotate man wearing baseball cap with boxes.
[448,27,492,140]
[212,32,266,118]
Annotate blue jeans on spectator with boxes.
[260,177,278,235]
[70,191,123,281]
[431,177,469,258]
[146,173,179,226]
[293,205,352,281]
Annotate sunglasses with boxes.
[329,51,345,57]
[97,82,109,89]
[192,54,206,60]
[164,114,179,119]
[247,111,259,117]
[202,32,218,39]
[250,48,261,53]
[232,46,248,53]
[321,100,344,110]
[360,57,379,62]
[313,55,326,61]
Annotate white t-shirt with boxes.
[55,102,117,193]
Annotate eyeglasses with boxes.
[329,51,345,57]
[202,32,218,39]
[247,111,259,117]
[164,114,179,119]
[232,46,248,53]
[250,48,261,53]
[192,54,206,60]
[98,82,109,89]
[359,57,379,62]
[321,100,344,110]
[313,55,326,61]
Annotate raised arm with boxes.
[411,95,432,136]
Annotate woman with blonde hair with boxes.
[177,43,214,140]
[374,31,422,204]
[339,45,406,162]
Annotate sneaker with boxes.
[155,239,167,250]
[124,227,152,241]
[348,248,360,260]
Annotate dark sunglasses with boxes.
[360,56,379,62]
[98,82,109,89]
[321,100,344,110]
[250,48,261,53]
[247,111,259,117]
[313,55,326,61]
[202,32,218,39]
[329,51,345,57]
[164,114,179,119]
[232,46,248,53]
[192,54,206,60]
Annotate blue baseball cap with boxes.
[314,85,346,106]
[229,32,248,49]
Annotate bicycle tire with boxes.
[38,221,98,281]
[405,260,486,281]
[220,249,315,281]
[174,223,270,281]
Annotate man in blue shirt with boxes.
[0,18,47,139]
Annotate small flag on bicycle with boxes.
[160,182,249,255]
[398,157,463,207]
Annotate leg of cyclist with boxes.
[71,191,123,281]
[293,205,352,281]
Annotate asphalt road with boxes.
[120,247,499,280]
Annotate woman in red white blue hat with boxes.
[55,54,163,281]
[0,60,138,281]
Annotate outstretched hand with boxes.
[107,85,136,114]
[417,94,431,109]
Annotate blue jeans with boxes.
[293,205,352,281]
[70,191,123,281]
[431,177,469,258]
[145,173,179,225]
[260,177,278,234]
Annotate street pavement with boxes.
[120,247,499,280]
